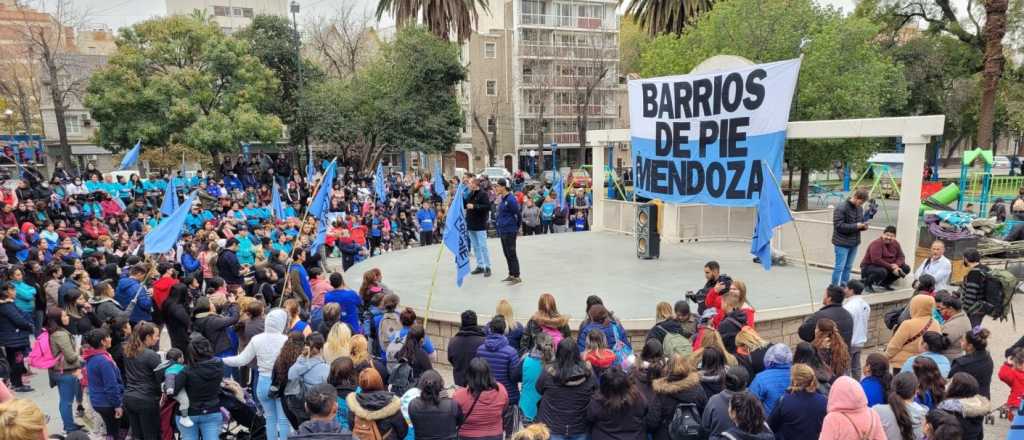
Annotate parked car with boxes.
[568,169,591,188]
[480,166,512,185]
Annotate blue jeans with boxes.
[257,374,291,440]
[55,372,81,432]
[832,245,858,286]
[176,412,223,440]
[468,230,491,269]
[550,434,588,440]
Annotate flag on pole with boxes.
[309,158,337,219]
[374,163,387,203]
[306,157,316,184]
[271,181,285,220]
[442,183,471,287]
[554,171,566,210]
[119,139,141,171]
[433,161,447,202]
[751,163,793,270]
[160,178,179,216]
[310,211,329,254]
[145,191,197,254]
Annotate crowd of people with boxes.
[0,162,1019,440]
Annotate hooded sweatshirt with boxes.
[476,333,522,403]
[84,347,124,408]
[819,376,886,440]
[885,295,941,368]
[346,390,408,440]
[223,308,289,376]
[749,344,793,416]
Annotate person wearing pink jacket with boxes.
[818,376,886,440]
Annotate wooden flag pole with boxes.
[764,165,818,313]
[279,156,337,308]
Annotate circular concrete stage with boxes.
[337,231,835,328]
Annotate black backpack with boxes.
[668,403,702,440]
[389,361,415,397]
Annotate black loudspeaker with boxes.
[637,203,660,259]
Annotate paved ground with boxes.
[340,231,836,324]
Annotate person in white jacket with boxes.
[914,241,952,291]
[843,280,871,380]
[224,308,290,440]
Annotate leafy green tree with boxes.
[84,13,283,157]
[638,0,907,209]
[305,26,465,171]
[234,15,324,146]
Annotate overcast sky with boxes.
[28,0,860,33]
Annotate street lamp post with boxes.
[290,1,311,166]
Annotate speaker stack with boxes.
[637,203,660,259]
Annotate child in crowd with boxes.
[157,348,194,427]
[1000,348,1024,421]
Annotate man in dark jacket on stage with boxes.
[832,189,869,287]
[798,285,854,347]
[447,310,486,387]
[495,179,522,284]
[464,177,493,277]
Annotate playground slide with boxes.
[920,183,959,214]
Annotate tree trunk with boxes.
[43,50,73,171]
[797,168,810,211]
[975,0,1009,151]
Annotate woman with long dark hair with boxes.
[328,357,358,430]
[46,306,84,434]
[717,392,774,440]
[699,346,728,397]
[949,327,994,399]
[937,373,990,440]
[394,324,432,383]
[164,284,193,357]
[0,282,34,392]
[873,372,928,440]
[861,352,894,407]
[408,370,463,440]
[812,318,850,378]
[922,409,962,440]
[793,342,834,395]
[912,356,946,410]
[123,322,163,440]
[174,335,226,440]
[453,358,508,440]
[63,288,100,336]
[587,367,656,440]
[274,332,308,429]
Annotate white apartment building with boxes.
[165,0,289,33]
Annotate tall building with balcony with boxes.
[458,0,623,174]
[166,0,288,34]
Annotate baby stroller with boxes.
[220,380,266,440]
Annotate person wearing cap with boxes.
[495,179,522,285]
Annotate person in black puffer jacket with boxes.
[651,353,708,440]
[831,190,868,287]
[346,368,407,440]
[408,370,463,440]
[535,338,598,438]
[174,335,227,439]
[586,367,659,440]
[192,296,239,363]
[123,322,165,440]
[447,310,486,387]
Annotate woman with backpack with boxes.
[586,367,658,440]
[520,293,571,353]
[453,358,508,440]
[520,332,554,423]
[576,304,630,365]
[818,376,886,440]
[347,368,408,440]
[45,306,84,434]
[652,353,709,440]
[766,364,827,440]
[329,357,359,430]
[123,322,164,440]
[408,370,464,440]
[390,325,432,395]
[0,281,34,392]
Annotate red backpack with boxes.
[28,329,62,370]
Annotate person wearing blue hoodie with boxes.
[494,179,522,284]
[115,264,153,325]
[322,273,362,334]
[767,363,828,440]
[749,343,793,415]
[84,327,125,440]
[476,316,522,406]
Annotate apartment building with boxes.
[166,0,288,34]
[459,0,623,174]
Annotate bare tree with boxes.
[470,79,501,166]
[567,33,615,151]
[306,4,376,79]
[14,0,87,169]
[0,44,43,137]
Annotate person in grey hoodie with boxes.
[224,308,291,440]
[521,199,542,236]
[287,333,331,426]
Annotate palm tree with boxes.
[623,0,716,37]
[376,0,490,43]
[976,0,1008,150]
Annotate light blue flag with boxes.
[160,178,179,216]
[119,139,141,171]
[554,171,566,210]
[374,163,387,203]
[442,183,471,287]
[144,191,197,255]
[750,163,793,271]
[309,158,337,219]
[306,157,316,184]
[271,181,285,220]
[310,210,329,254]
[433,161,447,202]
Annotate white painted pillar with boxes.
[897,136,928,275]
[592,144,606,231]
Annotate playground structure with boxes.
[958,148,994,213]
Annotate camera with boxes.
[685,289,704,305]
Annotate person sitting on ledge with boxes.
[860,225,910,293]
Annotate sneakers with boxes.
[484,268,492,277]
[506,277,522,285]
[179,415,195,428]
[501,276,514,282]
[13,385,34,393]
[471,267,485,275]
